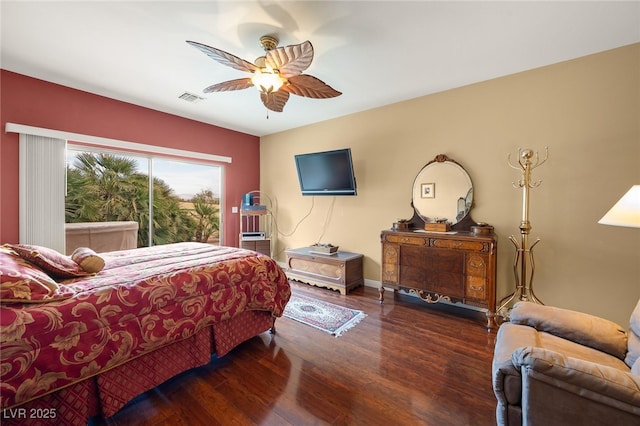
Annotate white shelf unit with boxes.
[239,191,273,257]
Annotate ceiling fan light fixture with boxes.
[251,68,285,94]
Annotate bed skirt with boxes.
[1,310,274,425]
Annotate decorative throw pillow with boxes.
[7,243,89,279]
[0,247,75,303]
[71,247,105,273]
[625,299,640,369]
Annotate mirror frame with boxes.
[409,154,477,231]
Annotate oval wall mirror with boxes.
[411,154,474,228]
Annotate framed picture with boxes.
[421,183,435,198]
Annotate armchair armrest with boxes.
[510,302,628,360]
[513,346,640,410]
[493,323,540,406]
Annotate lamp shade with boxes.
[598,185,640,228]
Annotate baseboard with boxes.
[365,278,393,291]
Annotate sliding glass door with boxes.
[151,157,222,245]
[65,146,223,247]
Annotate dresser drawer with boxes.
[465,254,488,301]
[431,239,485,251]
[385,234,427,246]
[382,244,399,284]
[466,276,486,300]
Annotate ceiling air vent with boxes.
[178,92,205,103]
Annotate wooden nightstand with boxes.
[285,247,364,295]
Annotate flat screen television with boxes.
[294,148,357,196]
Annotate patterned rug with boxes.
[283,293,366,337]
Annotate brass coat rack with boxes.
[497,147,548,320]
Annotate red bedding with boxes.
[0,242,291,409]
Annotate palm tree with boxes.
[66,153,196,247]
[192,189,220,243]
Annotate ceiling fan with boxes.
[186,35,341,113]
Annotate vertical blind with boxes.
[19,134,66,253]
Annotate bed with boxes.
[0,242,291,425]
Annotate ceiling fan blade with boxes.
[186,40,258,73]
[266,40,314,78]
[284,75,342,98]
[260,90,290,112]
[203,78,253,93]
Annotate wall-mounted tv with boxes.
[294,148,357,196]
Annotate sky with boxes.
[153,158,221,199]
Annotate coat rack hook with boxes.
[497,147,549,324]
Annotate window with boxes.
[66,146,223,248]
[10,123,232,254]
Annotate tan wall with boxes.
[261,44,640,327]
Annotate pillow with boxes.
[0,247,75,303]
[7,243,89,279]
[625,299,640,369]
[71,247,105,273]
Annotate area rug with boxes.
[283,293,366,337]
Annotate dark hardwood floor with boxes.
[94,282,498,426]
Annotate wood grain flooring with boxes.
[93,282,498,426]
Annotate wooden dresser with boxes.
[380,229,497,326]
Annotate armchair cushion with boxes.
[510,301,628,360]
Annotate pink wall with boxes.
[0,70,260,248]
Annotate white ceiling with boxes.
[2,1,639,137]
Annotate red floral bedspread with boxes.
[0,242,290,409]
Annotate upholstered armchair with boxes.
[492,300,640,426]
